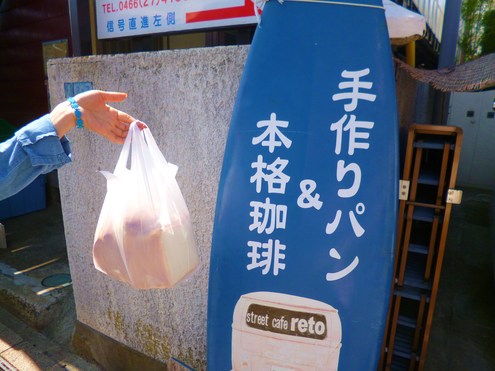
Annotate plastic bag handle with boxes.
[114,121,141,174]
[141,125,178,178]
[142,128,169,164]
[113,121,178,178]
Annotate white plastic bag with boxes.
[93,121,199,289]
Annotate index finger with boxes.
[100,91,128,103]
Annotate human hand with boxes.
[50,90,139,144]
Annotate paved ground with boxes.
[0,187,493,370]
[424,187,495,371]
[0,306,99,370]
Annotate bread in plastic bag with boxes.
[93,121,199,289]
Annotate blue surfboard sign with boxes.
[208,0,398,369]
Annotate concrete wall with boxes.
[47,46,249,369]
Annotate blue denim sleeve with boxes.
[0,114,72,201]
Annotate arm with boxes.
[0,115,70,201]
[0,90,137,201]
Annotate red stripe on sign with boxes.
[186,0,255,23]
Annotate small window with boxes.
[466,110,474,117]
[487,112,494,119]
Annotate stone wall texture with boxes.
[47,46,249,369]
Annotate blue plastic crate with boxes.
[0,175,47,220]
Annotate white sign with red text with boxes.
[96,0,258,39]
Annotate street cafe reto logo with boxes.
[245,303,328,340]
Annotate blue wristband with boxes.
[68,97,84,129]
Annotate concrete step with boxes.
[0,203,75,345]
[0,203,102,369]
[0,259,75,345]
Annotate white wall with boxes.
[448,90,495,189]
[47,46,249,369]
